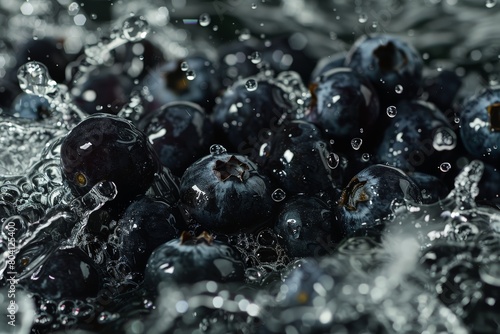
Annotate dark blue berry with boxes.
[60,114,162,207]
[144,232,245,289]
[338,164,422,235]
[20,248,101,300]
[376,100,459,176]
[345,34,423,102]
[306,67,380,149]
[422,69,462,112]
[310,52,347,82]
[7,93,51,120]
[138,101,214,177]
[142,56,220,112]
[408,172,450,204]
[459,86,500,164]
[180,151,274,233]
[117,196,185,273]
[274,195,343,258]
[254,120,343,198]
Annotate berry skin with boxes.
[338,164,422,235]
[60,114,161,207]
[306,67,380,149]
[254,120,343,198]
[117,196,185,273]
[459,86,500,164]
[138,101,214,177]
[376,100,458,176]
[421,69,462,112]
[20,248,101,300]
[408,172,449,204]
[180,151,274,234]
[345,34,423,102]
[274,195,343,258]
[144,232,245,289]
[309,52,347,82]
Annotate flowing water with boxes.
[0,0,500,333]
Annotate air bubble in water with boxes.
[250,51,262,64]
[351,138,363,150]
[327,152,339,169]
[439,162,452,172]
[199,13,211,26]
[180,62,189,71]
[186,70,196,80]
[210,144,227,155]
[486,0,497,8]
[386,106,397,118]
[358,14,368,23]
[395,85,403,94]
[245,79,258,91]
[271,188,286,202]
[122,16,150,42]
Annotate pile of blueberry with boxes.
[1,9,500,334]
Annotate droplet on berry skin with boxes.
[209,144,227,156]
[327,152,340,169]
[271,188,286,202]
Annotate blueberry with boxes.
[142,56,220,112]
[60,114,162,207]
[306,67,380,149]
[422,69,462,112]
[459,86,500,164]
[180,151,274,233]
[20,248,101,300]
[72,68,134,115]
[7,93,51,120]
[477,162,500,201]
[338,164,422,235]
[144,232,245,289]
[376,100,459,176]
[212,74,298,152]
[254,120,343,198]
[217,38,263,88]
[138,101,214,177]
[117,196,185,273]
[274,195,343,258]
[345,34,423,102]
[408,172,449,204]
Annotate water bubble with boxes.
[386,106,397,118]
[286,219,301,239]
[251,3,257,9]
[271,188,286,202]
[122,16,150,42]
[17,61,58,97]
[351,138,363,150]
[186,70,196,80]
[199,13,211,26]
[327,152,340,169]
[486,0,497,8]
[358,14,368,23]
[439,162,452,172]
[245,79,258,91]
[180,61,189,71]
[433,127,457,151]
[395,85,404,94]
[361,153,371,162]
[250,51,262,64]
[209,144,227,155]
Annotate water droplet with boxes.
[386,105,397,118]
[199,13,211,27]
[358,14,368,23]
[245,79,258,91]
[17,61,58,97]
[121,16,150,42]
[327,152,339,169]
[209,144,227,155]
[351,138,363,150]
[186,70,196,80]
[250,51,261,64]
[287,219,301,239]
[439,162,452,172]
[271,188,286,202]
[361,153,370,162]
[486,0,497,8]
[395,85,404,94]
[251,3,257,9]
[180,61,189,71]
[433,127,457,151]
